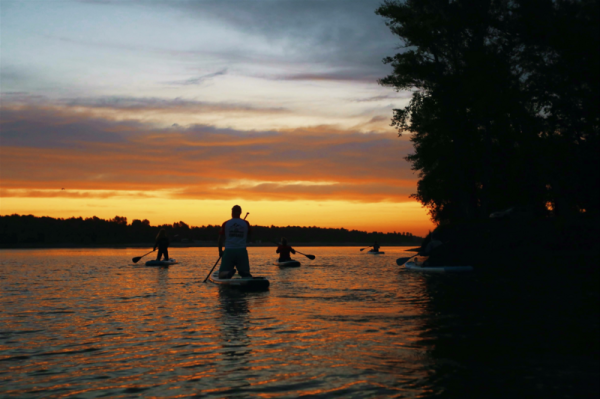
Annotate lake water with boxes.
[1,247,598,398]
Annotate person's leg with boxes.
[163,248,169,260]
[218,249,236,279]
[236,249,252,278]
[156,249,164,260]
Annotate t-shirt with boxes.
[219,218,251,249]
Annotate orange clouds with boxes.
[1,104,417,203]
[0,102,433,234]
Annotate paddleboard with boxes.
[367,251,385,255]
[208,271,270,290]
[273,260,301,267]
[398,256,473,272]
[145,259,178,266]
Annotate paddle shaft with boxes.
[204,212,249,282]
[295,250,315,260]
[203,256,222,283]
[132,249,155,263]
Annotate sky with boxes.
[0,0,434,236]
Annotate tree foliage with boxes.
[377,0,599,224]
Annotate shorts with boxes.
[219,248,250,276]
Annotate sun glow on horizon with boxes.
[0,196,433,237]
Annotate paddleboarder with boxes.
[276,238,296,262]
[218,205,252,279]
[422,232,442,255]
[371,241,381,252]
[154,228,170,261]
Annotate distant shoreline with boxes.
[0,243,421,250]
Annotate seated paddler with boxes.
[276,237,296,262]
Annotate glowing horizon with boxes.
[0,198,431,236]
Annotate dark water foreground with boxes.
[1,247,598,398]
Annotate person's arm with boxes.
[218,222,225,257]
[291,247,296,254]
[153,240,157,251]
[276,245,281,254]
[218,234,224,257]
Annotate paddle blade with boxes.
[132,257,142,263]
[396,257,411,266]
[305,254,316,260]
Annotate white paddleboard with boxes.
[401,256,473,272]
[273,260,301,267]
[208,272,270,290]
[145,259,178,266]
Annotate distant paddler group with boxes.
[137,203,481,288]
[130,213,474,280]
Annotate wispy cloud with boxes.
[60,95,284,112]
[70,0,398,83]
[165,68,228,86]
[273,71,380,84]
[352,94,413,102]
[0,188,157,199]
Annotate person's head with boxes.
[281,237,287,246]
[156,228,167,240]
[232,205,242,218]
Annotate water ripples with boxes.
[0,247,434,397]
[2,247,596,398]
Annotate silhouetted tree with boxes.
[377,0,599,223]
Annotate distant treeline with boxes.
[0,214,422,247]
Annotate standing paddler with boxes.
[154,228,170,261]
[217,205,252,279]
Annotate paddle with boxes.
[296,251,316,260]
[203,212,249,282]
[203,256,222,283]
[132,249,155,263]
[272,241,316,260]
[360,246,372,251]
[395,256,413,266]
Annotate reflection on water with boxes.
[218,288,252,358]
[0,247,597,398]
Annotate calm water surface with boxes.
[1,247,598,398]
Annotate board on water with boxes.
[398,256,473,272]
[366,251,385,255]
[208,271,270,290]
[145,259,178,266]
[273,260,301,267]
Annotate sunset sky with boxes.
[0,0,434,236]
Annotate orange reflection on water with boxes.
[1,247,436,397]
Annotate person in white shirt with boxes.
[217,205,252,279]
